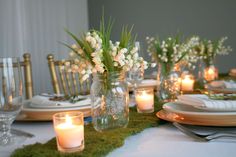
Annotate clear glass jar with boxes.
[157,64,181,102]
[90,72,129,132]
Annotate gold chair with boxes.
[47,54,91,96]
[0,53,34,99]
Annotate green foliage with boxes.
[120,25,136,49]
[11,97,163,157]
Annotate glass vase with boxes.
[90,72,129,132]
[157,64,181,102]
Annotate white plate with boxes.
[23,100,91,112]
[16,101,91,121]
[163,102,236,119]
[208,88,236,94]
[30,98,91,109]
[156,110,236,126]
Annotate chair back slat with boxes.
[58,64,68,96]
[71,72,79,95]
[64,65,73,95]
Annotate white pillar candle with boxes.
[54,115,84,148]
[135,89,154,111]
[181,76,194,92]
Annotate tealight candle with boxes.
[181,75,195,92]
[135,88,154,113]
[204,66,218,82]
[53,112,84,153]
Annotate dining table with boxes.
[1,121,236,157]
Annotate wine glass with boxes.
[126,68,144,89]
[0,57,24,146]
[126,68,144,107]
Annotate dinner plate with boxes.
[156,110,236,126]
[163,102,236,120]
[30,98,91,109]
[208,88,236,94]
[16,101,91,121]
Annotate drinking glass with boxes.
[126,41,144,89]
[126,68,144,90]
[0,57,24,146]
[126,42,144,106]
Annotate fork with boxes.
[173,122,236,142]
[11,128,35,138]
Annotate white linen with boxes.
[3,123,236,157]
[30,95,90,109]
[178,94,236,110]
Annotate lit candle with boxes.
[204,66,218,81]
[135,88,154,113]
[181,75,194,92]
[53,112,84,153]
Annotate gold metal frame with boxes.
[22,53,34,99]
[47,54,91,96]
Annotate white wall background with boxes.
[0,0,89,94]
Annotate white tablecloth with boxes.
[1,122,236,157]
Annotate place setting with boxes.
[16,94,91,121]
[157,78,236,126]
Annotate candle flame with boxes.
[141,91,147,96]
[65,114,72,125]
[208,68,214,75]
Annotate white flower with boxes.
[151,63,157,68]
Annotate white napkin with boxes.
[208,80,236,89]
[30,95,91,109]
[178,94,236,111]
[139,79,159,87]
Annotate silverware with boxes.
[11,128,35,138]
[173,122,236,142]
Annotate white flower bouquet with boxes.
[193,37,232,66]
[63,17,147,83]
[146,35,200,76]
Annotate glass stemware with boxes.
[126,42,144,106]
[0,57,24,146]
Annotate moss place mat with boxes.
[11,99,163,157]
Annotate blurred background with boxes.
[0,0,235,94]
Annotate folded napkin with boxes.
[178,94,236,111]
[208,80,236,89]
[30,95,91,109]
[139,79,159,87]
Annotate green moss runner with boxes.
[11,98,163,157]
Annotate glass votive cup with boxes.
[135,88,154,113]
[181,72,195,92]
[204,65,218,82]
[53,111,84,153]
